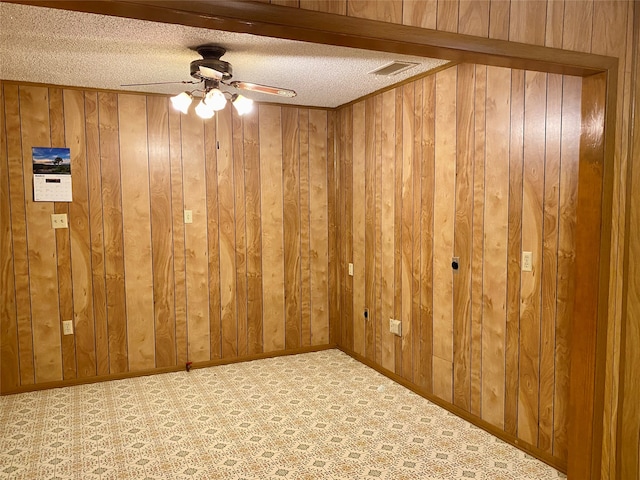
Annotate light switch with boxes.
[390,319,402,336]
[184,210,193,224]
[348,263,354,276]
[522,251,533,272]
[51,213,68,229]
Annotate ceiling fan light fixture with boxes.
[170,91,192,114]
[195,99,215,119]
[204,88,227,111]
[232,94,253,116]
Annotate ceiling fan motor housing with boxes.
[190,44,233,81]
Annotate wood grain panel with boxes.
[4,84,35,385]
[394,88,402,376]
[98,92,127,374]
[259,105,285,353]
[488,0,510,41]
[49,87,76,381]
[419,75,435,393]
[282,107,301,350]
[339,106,353,350]
[352,101,366,356]
[168,106,187,365]
[458,0,489,37]
[380,90,396,373]
[64,88,97,377]
[146,96,176,368]
[19,85,62,383]
[505,69,524,437]
[432,67,456,402]
[217,105,238,358]
[364,98,376,360]
[374,95,383,366]
[402,0,436,29]
[118,94,155,372]
[553,75,581,462]
[298,0,346,15]
[204,116,220,360]
[84,91,109,376]
[181,109,210,363]
[347,0,402,24]
[453,63,474,411]
[232,109,248,356]
[562,0,593,53]
[538,73,562,454]
[400,83,414,381]
[0,83,20,392]
[410,79,422,386]
[327,109,339,345]
[518,71,546,446]
[437,0,459,32]
[309,109,329,346]
[299,109,311,348]
[244,110,263,355]
[509,0,547,46]
[544,0,564,49]
[481,66,510,429]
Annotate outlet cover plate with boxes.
[51,213,68,229]
[389,318,402,336]
[184,210,193,224]
[522,251,533,272]
[62,320,73,335]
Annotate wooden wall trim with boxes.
[337,345,567,474]
[1,344,336,396]
[6,0,617,76]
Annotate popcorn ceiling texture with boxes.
[0,3,449,108]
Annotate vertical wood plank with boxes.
[518,71,546,446]
[432,68,456,402]
[340,107,354,350]
[233,109,248,356]
[544,0,564,49]
[505,69,524,436]
[20,85,62,383]
[49,87,76,381]
[98,92,127,374]
[118,94,155,372]
[482,66,510,429]
[420,75,436,393]
[402,0,436,29]
[169,106,187,365]
[394,88,403,375]
[411,78,423,386]
[459,0,490,37]
[85,91,109,376]
[244,109,263,354]
[309,109,329,346]
[327,110,339,345]
[0,83,20,392]
[374,94,383,365]
[471,65,486,417]
[562,0,593,53]
[298,0,346,15]
[538,73,562,454]
[401,83,414,381]
[347,0,402,23]
[364,97,376,360]
[437,0,459,32]
[299,109,311,348]
[4,84,35,385]
[217,105,238,358]
[554,75,581,462]
[259,105,285,352]
[204,116,220,360]
[181,109,210,363]
[282,107,301,350]
[488,0,510,41]
[64,88,96,377]
[509,0,547,45]
[352,101,366,356]
[453,63,474,412]
[147,96,176,368]
[380,90,396,373]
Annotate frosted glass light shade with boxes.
[170,92,192,114]
[232,94,254,115]
[195,99,215,119]
[204,88,227,111]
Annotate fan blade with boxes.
[120,80,200,87]
[230,81,296,98]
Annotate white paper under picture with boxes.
[32,147,72,202]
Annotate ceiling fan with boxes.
[122,44,297,118]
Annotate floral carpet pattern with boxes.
[0,349,566,479]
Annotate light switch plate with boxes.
[62,320,73,335]
[184,210,193,224]
[522,251,533,272]
[390,319,402,336]
[51,213,68,229]
[348,263,354,276]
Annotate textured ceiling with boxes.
[0,3,449,108]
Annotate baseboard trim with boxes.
[337,345,567,474]
[1,344,335,396]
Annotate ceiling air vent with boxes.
[368,61,419,76]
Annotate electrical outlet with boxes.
[62,320,73,335]
[348,263,354,276]
[389,319,402,336]
[522,251,533,272]
[184,210,193,224]
[51,213,68,229]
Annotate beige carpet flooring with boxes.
[0,349,566,479]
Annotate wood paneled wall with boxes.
[281,1,636,477]
[335,64,582,466]
[0,83,332,393]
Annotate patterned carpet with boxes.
[0,349,565,479]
